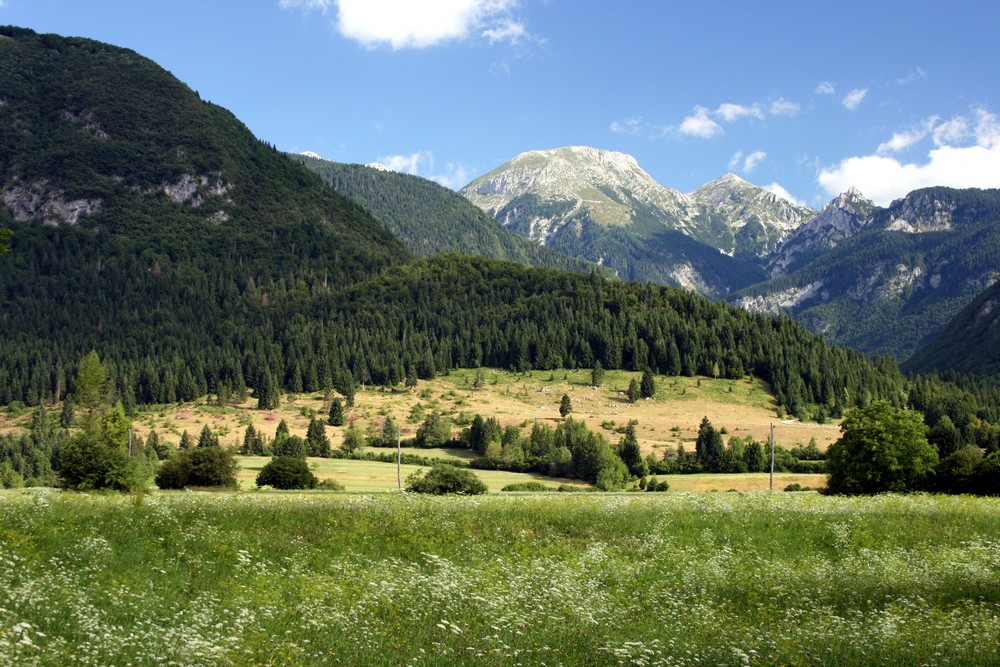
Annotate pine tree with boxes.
[328,397,345,426]
[60,396,75,429]
[618,422,647,477]
[591,362,604,387]
[695,417,724,472]
[627,378,641,403]
[197,424,219,449]
[179,430,195,451]
[256,371,279,410]
[559,394,572,419]
[640,368,656,399]
[306,418,331,457]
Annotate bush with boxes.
[155,446,239,489]
[405,464,487,495]
[256,456,318,490]
[500,481,549,492]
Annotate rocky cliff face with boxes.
[691,173,815,257]
[768,187,874,277]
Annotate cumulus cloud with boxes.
[742,150,767,173]
[281,0,527,50]
[815,81,835,95]
[818,107,1000,205]
[715,103,764,122]
[842,88,868,111]
[769,98,800,116]
[610,117,646,135]
[376,151,474,189]
[763,182,806,206]
[679,107,723,138]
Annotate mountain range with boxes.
[0,25,907,416]
[456,147,1000,363]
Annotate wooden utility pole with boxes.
[769,422,775,493]
[397,423,402,492]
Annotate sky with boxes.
[4,0,1000,208]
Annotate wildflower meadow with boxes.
[1,490,998,666]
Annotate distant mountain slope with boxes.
[767,187,875,277]
[905,279,1000,376]
[292,155,601,274]
[734,187,1000,359]
[460,146,779,295]
[0,26,407,404]
[691,173,815,257]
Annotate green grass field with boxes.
[1,490,998,666]
[237,455,589,492]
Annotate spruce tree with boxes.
[640,368,656,399]
[328,397,345,426]
[618,422,647,477]
[560,394,572,419]
[306,418,331,457]
[591,362,604,387]
[197,424,219,449]
[627,379,641,403]
[179,430,195,451]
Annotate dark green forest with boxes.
[2,26,1000,494]
[292,156,601,275]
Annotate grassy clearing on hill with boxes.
[1,490,998,666]
[119,368,840,460]
[236,456,588,492]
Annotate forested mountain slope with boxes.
[0,27,907,421]
[734,187,1000,359]
[293,156,601,274]
[905,279,1000,376]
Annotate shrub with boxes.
[155,446,239,489]
[256,456,318,490]
[500,481,549,492]
[405,464,487,495]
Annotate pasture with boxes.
[110,368,841,460]
[1,490,997,666]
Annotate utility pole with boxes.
[769,422,775,493]
[397,423,402,492]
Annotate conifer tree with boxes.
[306,418,331,457]
[560,394,572,419]
[591,362,604,387]
[179,430,195,451]
[328,397,345,426]
[627,378,641,403]
[640,368,656,399]
[197,424,219,449]
[618,422,647,477]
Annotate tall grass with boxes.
[1,490,998,665]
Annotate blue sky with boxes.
[4,0,1000,207]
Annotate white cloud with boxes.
[679,107,723,138]
[482,18,526,45]
[728,151,743,170]
[282,0,526,50]
[896,67,927,85]
[815,81,835,95]
[376,151,474,189]
[742,150,767,173]
[877,117,938,154]
[818,108,1000,205]
[764,182,806,206]
[933,116,969,146]
[769,98,800,116]
[842,88,868,111]
[610,117,646,135]
[715,103,764,122]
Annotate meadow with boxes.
[50,369,841,460]
[1,490,998,666]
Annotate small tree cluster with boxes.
[405,464,487,495]
[256,456,318,489]
[155,446,240,489]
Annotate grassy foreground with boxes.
[1,491,998,666]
